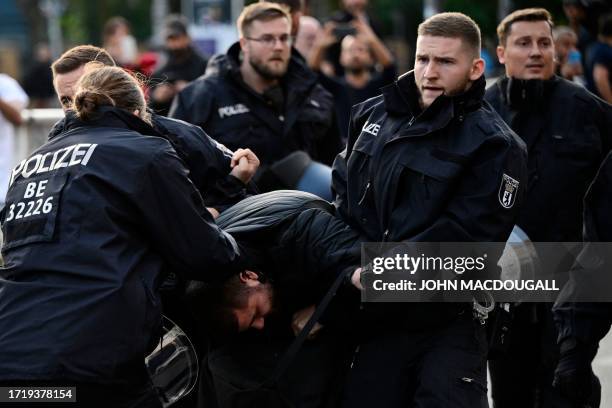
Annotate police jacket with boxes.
[169,42,342,190]
[49,110,250,212]
[0,107,243,384]
[332,72,527,330]
[485,76,612,242]
[554,151,612,348]
[215,190,362,325]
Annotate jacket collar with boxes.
[496,75,559,111]
[382,70,486,121]
[60,107,162,137]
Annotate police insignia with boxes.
[499,173,519,209]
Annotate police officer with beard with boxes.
[170,2,342,194]
[0,64,243,408]
[485,8,612,408]
[333,13,527,407]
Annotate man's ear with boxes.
[470,58,485,81]
[239,37,248,54]
[496,45,506,65]
[239,270,260,285]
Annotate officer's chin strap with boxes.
[472,291,495,325]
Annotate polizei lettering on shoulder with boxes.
[361,121,381,136]
[9,143,98,186]
[218,104,250,119]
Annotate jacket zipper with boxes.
[357,182,371,205]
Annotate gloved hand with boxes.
[553,338,601,407]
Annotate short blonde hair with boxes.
[418,12,482,58]
[237,2,291,38]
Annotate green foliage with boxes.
[443,0,498,39]
[61,0,153,46]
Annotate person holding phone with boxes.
[308,15,396,141]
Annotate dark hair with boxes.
[237,2,292,37]
[497,8,554,46]
[418,12,481,58]
[185,273,273,339]
[51,45,115,75]
[164,14,189,38]
[73,62,150,124]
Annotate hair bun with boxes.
[74,89,115,121]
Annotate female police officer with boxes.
[0,63,243,407]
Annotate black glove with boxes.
[553,338,601,407]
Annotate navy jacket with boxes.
[49,111,250,213]
[554,151,612,347]
[169,42,342,191]
[485,76,612,242]
[332,72,527,330]
[0,108,242,384]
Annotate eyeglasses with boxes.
[245,34,293,47]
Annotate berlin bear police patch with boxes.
[499,173,519,209]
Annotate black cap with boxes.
[164,15,188,38]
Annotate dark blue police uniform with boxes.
[333,71,527,407]
[0,107,243,407]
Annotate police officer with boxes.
[170,2,342,194]
[0,63,244,408]
[485,8,612,407]
[553,151,612,407]
[333,12,527,407]
[51,45,259,217]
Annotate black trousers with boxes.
[488,303,592,408]
[342,311,489,408]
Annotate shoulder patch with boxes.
[499,173,519,209]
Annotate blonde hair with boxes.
[73,62,150,124]
[237,2,291,38]
[418,12,482,58]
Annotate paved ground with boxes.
[594,329,612,406]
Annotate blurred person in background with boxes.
[149,15,208,117]
[326,0,382,76]
[553,26,584,82]
[0,72,28,207]
[22,43,56,108]
[171,2,341,197]
[103,16,139,68]
[585,14,612,103]
[330,0,381,38]
[562,0,611,66]
[309,17,396,141]
[295,15,321,61]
